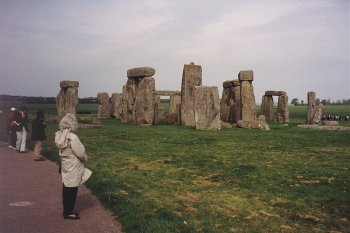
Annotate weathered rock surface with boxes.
[232,81,241,123]
[57,80,79,119]
[194,86,221,130]
[133,77,155,124]
[311,103,324,125]
[265,91,287,96]
[97,92,110,119]
[306,91,316,124]
[154,95,164,124]
[119,92,129,123]
[181,63,202,127]
[261,91,289,123]
[60,80,79,88]
[297,124,350,131]
[322,120,339,126]
[240,80,257,122]
[237,115,270,131]
[220,83,233,122]
[277,95,289,123]
[125,79,136,123]
[168,94,181,124]
[127,67,155,79]
[110,93,122,119]
[261,95,274,122]
[238,70,254,81]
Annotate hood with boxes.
[55,129,70,149]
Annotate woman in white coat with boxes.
[55,113,92,220]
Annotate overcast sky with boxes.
[0,0,349,102]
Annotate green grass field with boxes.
[0,103,349,232]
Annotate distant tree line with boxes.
[0,95,98,104]
[291,98,350,106]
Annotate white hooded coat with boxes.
[55,129,92,187]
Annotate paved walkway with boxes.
[0,141,122,233]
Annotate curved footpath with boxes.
[0,141,122,233]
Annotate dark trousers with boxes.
[9,129,16,147]
[62,184,78,215]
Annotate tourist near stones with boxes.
[55,63,348,131]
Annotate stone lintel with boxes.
[155,90,181,96]
[127,67,155,79]
[238,70,253,81]
[264,90,287,96]
[60,80,79,88]
[232,80,240,86]
[223,80,234,88]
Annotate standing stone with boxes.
[306,92,316,124]
[126,78,136,123]
[119,91,129,123]
[261,95,274,122]
[154,95,164,124]
[97,92,110,119]
[220,80,241,123]
[232,80,242,123]
[220,81,234,122]
[194,86,221,130]
[277,95,289,123]
[180,63,202,127]
[168,94,181,124]
[311,103,324,125]
[239,71,256,122]
[56,80,79,119]
[110,93,122,119]
[133,77,155,124]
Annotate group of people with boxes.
[7,108,92,220]
[6,106,46,161]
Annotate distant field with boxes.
[0,102,349,233]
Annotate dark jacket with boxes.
[31,111,46,141]
[14,111,29,131]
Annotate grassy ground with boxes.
[0,103,349,232]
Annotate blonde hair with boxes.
[59,113,78,131]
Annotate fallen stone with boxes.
[321,120,339,126]
[297,124,350,131]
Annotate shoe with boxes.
[63,214,80,220]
